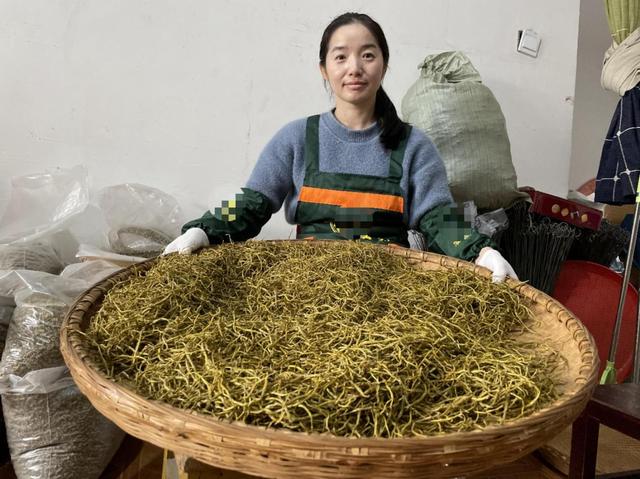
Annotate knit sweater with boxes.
[183,111,491,259]
[245,111,453,229]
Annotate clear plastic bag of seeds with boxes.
[0,239,65,275]
[0,366,123,479]
[96,183,183,258]
[0,268,124,479]
[0,166,89,245]
[0,165,91,273]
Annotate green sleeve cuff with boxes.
[181,188,273,244]
[418,204,495,261]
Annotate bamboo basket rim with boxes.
[60,241,599,476]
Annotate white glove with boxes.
[162,227,209,255]
[475,247,518,283]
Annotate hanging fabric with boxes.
[595,85,640,205]
[604,0,640,45]
[602,27,640,96]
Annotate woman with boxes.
[164,12,516,283]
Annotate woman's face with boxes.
[320,23,386,111]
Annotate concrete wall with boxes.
[569,0,620,192]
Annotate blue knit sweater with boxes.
[246,111,453,229]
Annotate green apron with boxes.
[295,115,410,246]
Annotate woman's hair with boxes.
[319,12,407,150]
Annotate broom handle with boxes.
[635,267,640,383]
[609,197,640,364]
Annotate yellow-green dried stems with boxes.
[86,241,561,438]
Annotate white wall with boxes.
[0,0,581,239]
[569,0,620,191]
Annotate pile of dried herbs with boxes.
[88,241,561,438]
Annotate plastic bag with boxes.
[0,366,123,479]
[401,52,527,210]
[0,267,124,479]
[0,305,13,353]
[59,259,122,284]
[0,286,68,377]
[0,166,89,245]
[475,208,509,239]
[0,240,64,275]
[0,165,90,273]
[0,265,120,377]
[75,244,148,267]
[96,184,183,258]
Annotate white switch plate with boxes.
[518,29,541,58]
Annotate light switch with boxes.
[518,29,541,58]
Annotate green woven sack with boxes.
[401,51,526,210]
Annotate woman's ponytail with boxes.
[375,87,407,150]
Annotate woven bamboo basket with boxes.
[60,243,599,479]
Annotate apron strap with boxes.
[304,115,321,177]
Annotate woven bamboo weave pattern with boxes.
[61,242,598,478]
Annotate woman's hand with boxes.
[475,247,518,283]
[163,228,209,255]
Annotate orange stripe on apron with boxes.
[298,186,404,213]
